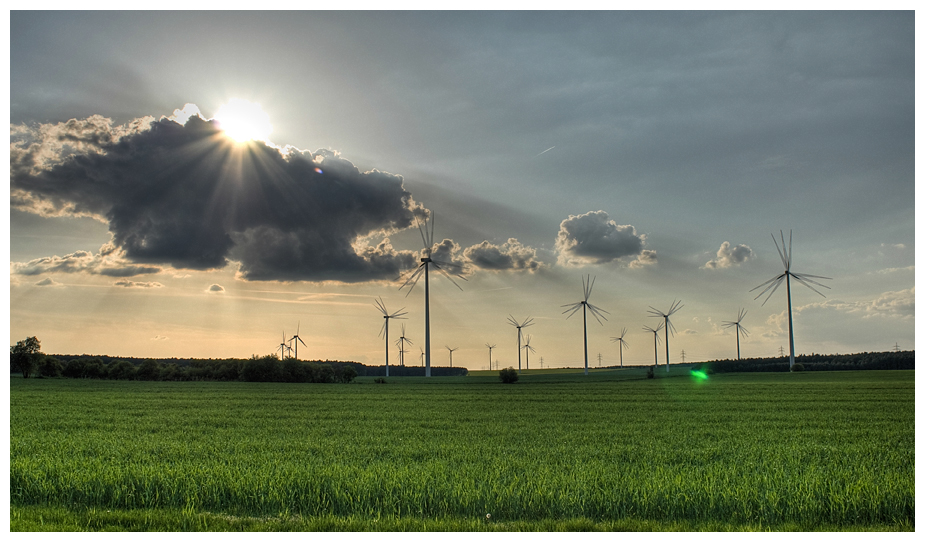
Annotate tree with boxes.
[499,367,519,383]
[10,336,42,378]
[38,356,63,378]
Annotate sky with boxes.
[7,10,917,370]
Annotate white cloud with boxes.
[703,241,755,269]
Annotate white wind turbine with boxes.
[722,309,749,361]
[648,300,683,372]
[562,275,609,375]
[395,324,413,367]
[288,321,307,361]
[522,335,536,370]
[643,322,664,367]
[751,230,831,369]
[507,315,534,372]
[375,297,407,377]
[400,212,466,377]
[485,343,496,371]
[610,328,629,368]
[445,345,458,368]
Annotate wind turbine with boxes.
[562,275,609,375]
[648,300,683,372]
[395,324,413,367]
[643,322,664,367]
[507,316,534,372]
[485,343,496,371]
[288,321,307,361]
[751,230,831,369]
[277,331,292,360]
[375,297,407,377]
[446,346,458,368]
[610,328,629,368]
[722,309,750,361]
[399,212,466,377]
[522,335,536,370]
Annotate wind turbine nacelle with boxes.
[421,257,432,263]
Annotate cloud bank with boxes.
[555,210,654,267]
[10,108,424,283]
[463,238,543,272]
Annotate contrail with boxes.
[534,146,555,157]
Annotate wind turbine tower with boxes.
[446,345,458,367]
[751,230,831,368]
[375,297,407,377]
[562,275,609,375]
[400,212,466,377]
[648,300,683,372]
[722,309,750,361]
[507,315,534,372]
[289,322,307,361]
[643,322,664,367]
[395,323,413,367]
[486,343,496,370]
[522,335,536,370]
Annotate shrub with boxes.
[340,365,358,383]
[499,367,518,383]
[647,366,655,379]
[374,377,387,384]
[791,363,805,372]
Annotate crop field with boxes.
[10,369,915,531]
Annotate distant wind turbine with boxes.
[507,315,534,372]
[562,275,609,375]
[446,345,458,368]
[485,343,496,371]
[288,321,307,361]
[643,322,664,367]
[648,300,683,372]
[522,335,536,370]
[751,230,832,369]
[277,330,292,360]
[722,309,750,361]
[399,212,466,377]
[395,324,413,367]
[375,297,407,378]
[610,328,629,368]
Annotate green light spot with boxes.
[690,369,708,381]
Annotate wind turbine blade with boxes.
[666,318,677,337]
[790,274,829,298]
[432,262,465,291]
[390,309,409,319]
[787,230,793,269]
[378,320,387,338]
[795,272,833,281]
[522,317,535,328]
[791,273,832,291]
[374,297,387,315]
[757,276,786,306]
[587,304,608,324]
[752,274,786,300]
[416,216,429,251]
[667,300,683,316]
[739,325,750,337]
[562,304,583,319]
[507,315,519,327]
[772,232,788,271]
[399,264,426,295]
[750,273,783,293]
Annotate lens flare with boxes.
[214,98,273,143]
[690,369,709,381]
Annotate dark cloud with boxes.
[463,238,543,272]
[34,278,61,287]
[206,284,225,294]
[555,210,650,267]
[703,241,755,269]
[113,280,164,288]
[11,110,424,282]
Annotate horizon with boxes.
[8,11,915,369]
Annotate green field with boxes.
[10,369,915,531]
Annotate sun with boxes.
[213,98,273,143]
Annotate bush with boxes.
[647,366,655,379]
[499,367,519,383]
[374,377,387,384]
[791,363,805,372]
[340,365,358,383]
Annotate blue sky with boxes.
[8,10,916,369]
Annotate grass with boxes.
[10,369,915,531]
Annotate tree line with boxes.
[705,350,915,373]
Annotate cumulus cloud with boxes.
[555,210,652,267]
[463,238,543,272]
[113,280,164,288]
[207,284,225,294]
[703,241,755,269]
[10,108,424,283]
[11,243,162,277]
[629,249,658,268]
[867,288,914,319]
